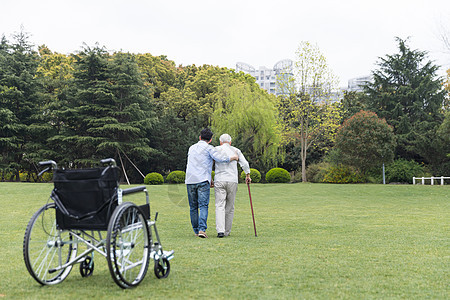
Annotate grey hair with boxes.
[219,133,232,143]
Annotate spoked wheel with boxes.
[79,254,94,277]
[23,203,78,285]
[107,202,150,289]
[154,257,170,279]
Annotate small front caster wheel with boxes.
[80,255,94,277]
[154,258,170,279]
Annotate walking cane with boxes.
[247,182,257,237]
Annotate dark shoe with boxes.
[198,231,208,238]
[217,232,224,238]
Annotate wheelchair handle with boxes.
[38,160,57,177]
[39,160,57,169]
[100,158,117,167]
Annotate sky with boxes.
[1,0,449,87]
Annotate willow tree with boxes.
[211,81,282,172]
[278,41,342,182]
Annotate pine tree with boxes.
[364,38,447,165]
[0,31,43,179]
[53,46,156,176]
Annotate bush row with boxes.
[143,167,292,185]
[303,159,429,184]
[1,171,53,182]
[5,160,427,185]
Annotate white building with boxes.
[347,75,373,92]
[235,59,293,95]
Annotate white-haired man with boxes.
[213,134,251,238]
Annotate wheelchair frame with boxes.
[23,159,174,289]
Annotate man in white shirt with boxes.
[185,128,238,238]
[213,134,251,238]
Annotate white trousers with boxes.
[214,181,238,235]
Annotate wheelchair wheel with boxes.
[23,203,78,285]
[107,202,150,289]
[154,257,170,279]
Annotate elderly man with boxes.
[213,134,251,238]
[185,128,238,238]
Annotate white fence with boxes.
[413,176,450,185]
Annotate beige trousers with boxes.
[214,181,238,235]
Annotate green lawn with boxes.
[0,182,448,299]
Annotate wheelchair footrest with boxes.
[150,250,174,261]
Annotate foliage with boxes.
[322,165,365,183]
[144,172,164,185]
[135,53,177,98]
[278,41,342,182]
[240,168,261,183]
[385,159,427,183]
[265,167,291,183]
[335,110,396,173]
[47,47,156,178]
[437,110,450,172]
[0,30,43,180]
[363,37,447,166]
[2,30,449,183]
[212,81,282,172]
[166,170,186,184]
[341,90,367,121]
[305,162,331,183]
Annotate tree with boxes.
[105,51,156,179]
[340,90,367,121]
[0,30,43,180]
[335,110,396,174]
[278,41,342,182]
[211,81,282,172]
[363,37,447,165]
[52,46,155,175]
[437,111,450,155]
[135,53,177,98]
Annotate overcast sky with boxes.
[1,0,449,87]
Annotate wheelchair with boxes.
[23,158,173,289]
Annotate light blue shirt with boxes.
[185,140,230,184]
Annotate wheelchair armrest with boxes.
[122,185,147,195]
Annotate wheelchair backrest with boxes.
[52,166,121,230]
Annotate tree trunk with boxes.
[300,130,307,182]
[301,155,307,182]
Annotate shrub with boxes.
[305,162,331,183]
[166,170,186,183]
[144,172,164,185]
[386,159,427,183]
[322,165,364,183]
[240,168,261,183]
[265,168,291,183]
[20,171,38,182]
[41,172,53,182]
[292,171,303,183]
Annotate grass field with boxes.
[0,182,449,299]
